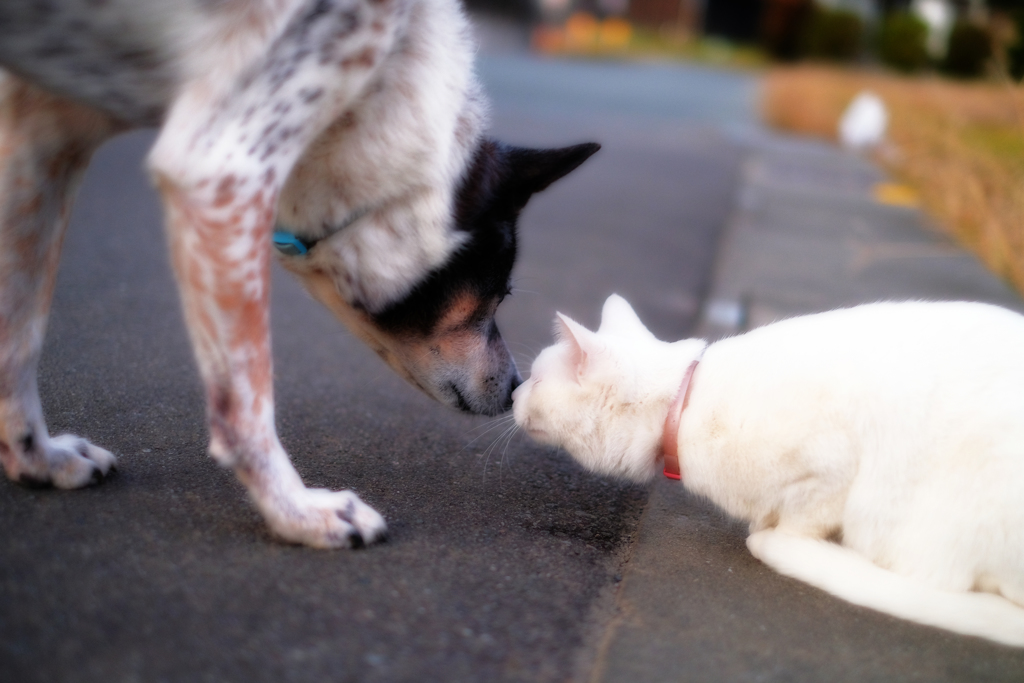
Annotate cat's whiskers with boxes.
[505,341,539,369]
[507,339,536,352]
[481,421,521,482]
[461,414,517,451]
[497,422,521,477]
[508,274,539,295]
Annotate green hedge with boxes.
[1012,11,1024,80]
[878,11,930,72]
[801,5,864,61]
[942,21,992,77]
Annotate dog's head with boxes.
[278,139,600,416]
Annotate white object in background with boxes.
[912,0,955,58]
[839,91,888,150]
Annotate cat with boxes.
[512,294,1024,647]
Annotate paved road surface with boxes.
[0,46,752,682]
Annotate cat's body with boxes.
[512,295,1024,647]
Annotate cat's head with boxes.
[512,294,697,483]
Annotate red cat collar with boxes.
[662,359,700,481]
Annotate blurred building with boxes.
[704,0,763,40]
[465,0,1000,48]
[629,0,704,32]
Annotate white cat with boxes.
[512,294,1024,647]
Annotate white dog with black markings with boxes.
[0,0,599,548]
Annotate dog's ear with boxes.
[455,140,600,227]
[502,142,601,203]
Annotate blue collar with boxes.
[272,231,313,256]
[272,208,370,257]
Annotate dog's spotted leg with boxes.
[147,0,396,547]
[0,74,119,488]
[156,173,385,548]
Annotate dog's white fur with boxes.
[0,0,536,548]
[513,294,1024,646]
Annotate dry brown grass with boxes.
[762,65,1024,295]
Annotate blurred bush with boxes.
[999,10,1024,79]
[800,4,864,61]
[877,11,930,72]
[760,0,815,61]
[941,21,993,77]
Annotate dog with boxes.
[0,0,599,548]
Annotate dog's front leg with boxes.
[153,173,385,547]
[0,75,118,488]
[151,167,385,546]
[146,0,396,547]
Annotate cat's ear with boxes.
[598,294,655,340]
[555,313,601,380]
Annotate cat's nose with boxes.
[502,372,523,412]
[510,381,526,407]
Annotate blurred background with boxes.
[471,0,1024,301]
[470,0,1024,76]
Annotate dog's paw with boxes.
[13,434,117,489]
[262,488,388,549]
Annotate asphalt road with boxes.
[0,50,753,682]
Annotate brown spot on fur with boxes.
[15,194,43,219]
[339,112,357,129]
[156,176,277,435]
[341,48,377,69]
[213,175,238,207]
[3,75,122,140]
[46,141,92,181]
[438,291,491,333]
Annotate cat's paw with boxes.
[260,487,388,549]
[4,434,116,489]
